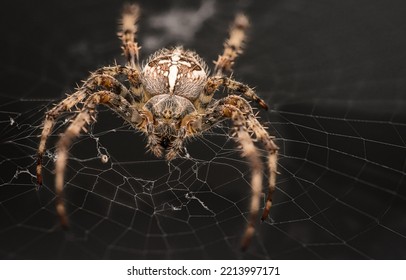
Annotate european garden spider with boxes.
[36,3,279,250]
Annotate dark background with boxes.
[0,0,405,259]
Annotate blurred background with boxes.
[0,0,405,259]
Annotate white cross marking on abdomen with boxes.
[168,64,178,94]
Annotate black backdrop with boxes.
[1,0,406,259]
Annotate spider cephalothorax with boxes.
[36,3,279,250]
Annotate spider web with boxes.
[1,0,406,259]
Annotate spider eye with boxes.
[160,137,171,148]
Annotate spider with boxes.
[36,3,279,250]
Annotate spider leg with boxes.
[166,126,187,161]
[144,113,164,158]
[54,91,143,228]
[223,96,279,221]
[190,95,279,250]
[118,3,141,69]
[37,67,142,186]
[36,92,87,186]
[214,13,249,76]
[196,76,268,112]
[224,105,264,250]
[93,66,145,105]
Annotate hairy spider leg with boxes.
[36,91,87,186]
[118,3,141,69]
[143,111,164,158]
[195,76,268,112]
[214,13,249,76]
[189,95,279,250]
[36,66,143,186]
[54,91,144,228]
[226,106,263,251]
[221,96,279,221]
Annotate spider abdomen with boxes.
[142,47,208,100]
